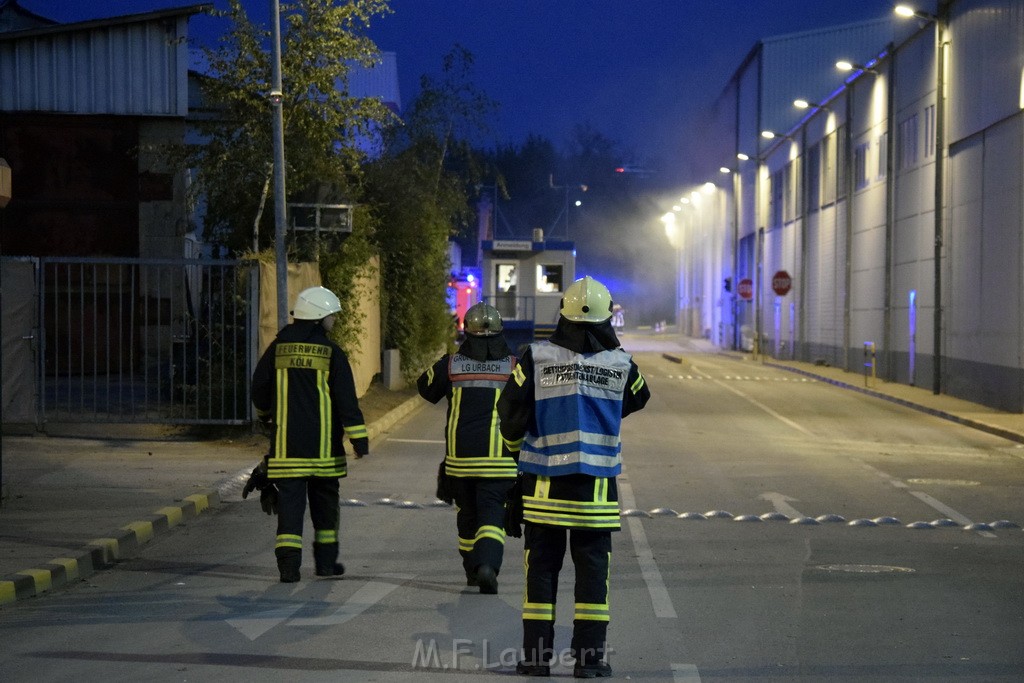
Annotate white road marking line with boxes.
[618,476,677,619]
[711,378,814,436]
[673,662,703,682]
[861,463,996,538]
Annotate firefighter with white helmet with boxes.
[498,276,650,678]
[247,285,368,583]
[417,302,518,594]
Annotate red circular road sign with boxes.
[738,278,753,300]
[772,270,792,296]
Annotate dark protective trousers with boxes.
[451,477,514,577]
[274,477,341,574]
[521,523,612,667]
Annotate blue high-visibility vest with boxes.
[518,342,631,477]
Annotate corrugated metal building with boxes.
[694,0,1024,411]
[0,1,209,257]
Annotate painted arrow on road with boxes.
[758,492,805,519]
[227,573,413,640]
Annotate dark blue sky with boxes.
[22,0,898,176]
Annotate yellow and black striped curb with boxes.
[0,492,219,608]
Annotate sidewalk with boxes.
[0,393,424,607]
[4,338,1024,608]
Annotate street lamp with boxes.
[836,60,879,76]
[794,99,832,113]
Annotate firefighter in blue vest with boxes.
[498,276,650,678]
[417,302,518,594]
[248,286,369,583]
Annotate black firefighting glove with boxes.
[503,475,524,538]
[435,460,453,505]
[352,437,369,460]
[259,484,279,515]
[242,460,270,499]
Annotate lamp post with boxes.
[270,0,289,330]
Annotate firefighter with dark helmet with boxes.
[417,302,518,594]
[498,276,650,678]
[247,285,369,583]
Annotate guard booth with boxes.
[481,233,575,353]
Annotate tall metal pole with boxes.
[270,0,289,330]
[932,7,948,395]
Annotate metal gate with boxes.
[2,257,258,426]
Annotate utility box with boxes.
[481,237,575,353]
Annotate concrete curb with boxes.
[761,361,1024,446]
[0,492,219,607]
[0,395,426,608]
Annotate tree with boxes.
[185,0,394,253]
[364,46,496,378]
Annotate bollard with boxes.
[863,341,876,387]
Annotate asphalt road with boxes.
[0,347,1022,682]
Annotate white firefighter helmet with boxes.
[464,302,503,336]
[292,286,342,320]
[560,276,613,323]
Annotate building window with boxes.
[536,264,563,293]
[836,125,848,200]
[877,132,888,180]
[821,132,837,205]
[854,142,870,189]
[899,114,918,170]
[923,104,936,157]
[806,143,821,213]
[771,168,784,228]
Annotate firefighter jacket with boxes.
[417,335,518,479]
[251,320,368,479]
[497,318,650,528]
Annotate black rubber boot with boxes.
[476,564,498,594]
[276,551,301,583]
[519,620,554,676]
[313,542,343,577]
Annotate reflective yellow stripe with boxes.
[523,497,619,515]
[458,536,474,552]
[275,368,288,457]
[475,525,506,545]
[315,529,337,544]
[344,424,368,439]
[444,455,517,477]
[318,369,331,456]
[503,435,523,451]
[489,391,502,458]
[594,477,608,502]
[275,534,302,549]
[523,601,555,620]
[575,602,610,621]
[534,475,550,499]
[426,366,435,384]
[523,510,621,528]
[448,387,462,458]
[631,370,645,394]
[513,364,526,386]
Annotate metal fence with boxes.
[31,257,258,425]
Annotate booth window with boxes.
[537,264,563,293]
